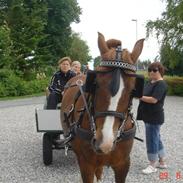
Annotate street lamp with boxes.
[131,19,139,70]
[131,19,138,41]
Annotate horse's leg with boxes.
[95,166,103,182]
[77,156,95,183]
[112,158,130,183]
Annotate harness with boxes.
[62,46,144,147]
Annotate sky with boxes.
[71,0,165,65]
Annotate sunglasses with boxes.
[148,68,159,73]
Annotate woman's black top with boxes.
[137,80,167,124]
[48,70,76,94]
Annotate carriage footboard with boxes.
[35,108,63,133]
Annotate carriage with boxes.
[35,102,72,165]
[35,32,145,183]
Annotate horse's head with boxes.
[90,32,144,154]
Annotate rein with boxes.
[77,80,96,135]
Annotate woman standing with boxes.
[137,62,168,174]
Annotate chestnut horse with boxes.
[61,32,144,183]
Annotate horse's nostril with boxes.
[91,138,97,148]
[91,138,102,153]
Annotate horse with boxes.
[61,32,144,183]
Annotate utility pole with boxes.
[131,19,139,70]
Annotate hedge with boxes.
[0,78,49,97]
[0,69,49,97]
[0,71,183,98]
[164,76,183,96]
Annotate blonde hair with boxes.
[58,57,72,65]
[71,60,81,67]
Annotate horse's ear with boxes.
[98,32,109,55]
[131,39,145,63]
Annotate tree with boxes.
[0,0,82,78]
[0,0,48,74]
[38,0,81,66]
[137,59,151,70]
[146,0,183,75]
[68,32,92,64]
[0,23,12,69]
[160,43,183,75]
[93,56,101,69]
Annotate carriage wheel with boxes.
[43,133,53,165]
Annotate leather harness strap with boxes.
[94,111,124,121]
[72,121,137,143]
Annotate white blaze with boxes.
[100,77,124,152]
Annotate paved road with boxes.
[0,96,45,108]
[0,96,183,183]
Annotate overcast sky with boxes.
[71,0,165,63]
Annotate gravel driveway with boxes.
[0,96,183,183]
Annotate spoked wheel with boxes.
[43,133,53,165]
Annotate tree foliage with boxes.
[68,32,92,64]
[0,0,48,73]
[38,0,82,65]
[0,23,12,68]
[160,43,183,75]
[137,59,151,70]
[146,0,183,75]
[0,0,91,79]
[93,56,101,69]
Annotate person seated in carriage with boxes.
[46,57,76,109]
[71,60,82,75]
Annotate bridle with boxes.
[63,45,144,147]
[100,45,136,72]
[91,45,137,142]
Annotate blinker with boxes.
[132,75,144,98]
[85,70,97,94]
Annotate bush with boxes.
[0,68,49,97]
[164,76,183,96]
[28,79,49,94]
[0,69,15,82]
[0,69,182,98]
[43,66,56,77]
[4,75,23,96]
[0,69,24,96]
[0,83,6,97]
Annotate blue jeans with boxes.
[145,123,165,161]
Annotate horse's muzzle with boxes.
[91,137,115,154]
[91,138,103,154]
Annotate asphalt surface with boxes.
[0,96,183,183]
[0,96,45,108]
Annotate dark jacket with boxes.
[48,70,76,94]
